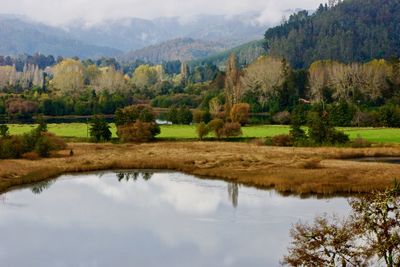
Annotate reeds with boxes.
[1,141,400,196]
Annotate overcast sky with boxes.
[1,0,324,26]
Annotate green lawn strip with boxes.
[6,123,400,143]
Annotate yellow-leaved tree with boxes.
[52,59,85,94]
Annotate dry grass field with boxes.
[1,141,400,196]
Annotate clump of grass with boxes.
[351,136,372,148]
[299,159,322,169]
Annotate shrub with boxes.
[378,104,400,127]
[230,103,250,125]
[177,106,193,125]
[207,119,225,139]
[0,136,24,159]
[273,111,291,125]
[350,136,372,148]
[327,130,350,145]
[192,110,212,124]
[42,132,67,151]
[117,121,160,142]
[0,124,9,137]
[0,125,66,159]
[22,152,41,161]
[352,110,380,127]
[115,105,156,126]
[167,106,179,124]
[329,101,356,127]
[193,110,204,124]
[115,104,160,142]
[6,99,38,115]
[271,134,294,147]
[221,122,242,138]
[196,122,209,140]
[90,117,112,142]
[34,135,53,157]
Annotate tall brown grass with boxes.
[1,142,400,196]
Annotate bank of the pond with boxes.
[1,142,400,195]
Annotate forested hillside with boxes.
[122,38,227,63]
[190,39,266,69]
[265,0,400,68]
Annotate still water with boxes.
[0,171,351,267]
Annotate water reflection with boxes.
[116,171,153,182]
[0,171,351,267]
[30,180,54,195]
[227,182,239,208]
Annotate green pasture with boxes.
[6,123,400,143]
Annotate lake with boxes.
[0,171,351,266]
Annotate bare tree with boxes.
[93,66,127,93]
[241,55,286,107]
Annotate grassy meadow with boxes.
[6,123,400,143]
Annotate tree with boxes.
[180,62,189,85]
[241,56,286,109]
[283,184,400,267]
[117,120,159,142]
[52,59,85,94]
[115,104,156,126]
[132,65,159,88]
[282,216,366,266]
[224,54,242,114]
[309,61,334,102]
[307,106,349,145]
[115,105,160,142]
[350,184,400,267]
[90,117,112,142]
[290,109,306,142]
[93,66,127,93]
[209,97,223,118]
[363,59,391,101]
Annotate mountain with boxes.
[0,15,122,58]
[65,14,267,52]
[122,38,228,63]
[0,13,267,59]
[264,0,400,68]
[190,39,267,68]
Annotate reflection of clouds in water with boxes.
[72,173,225,215]
[157,178,223,215]
[0,172,351,267]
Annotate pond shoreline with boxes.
[1,141,400,196]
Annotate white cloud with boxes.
[1,0,324,26]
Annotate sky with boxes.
[0,0,324,26]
